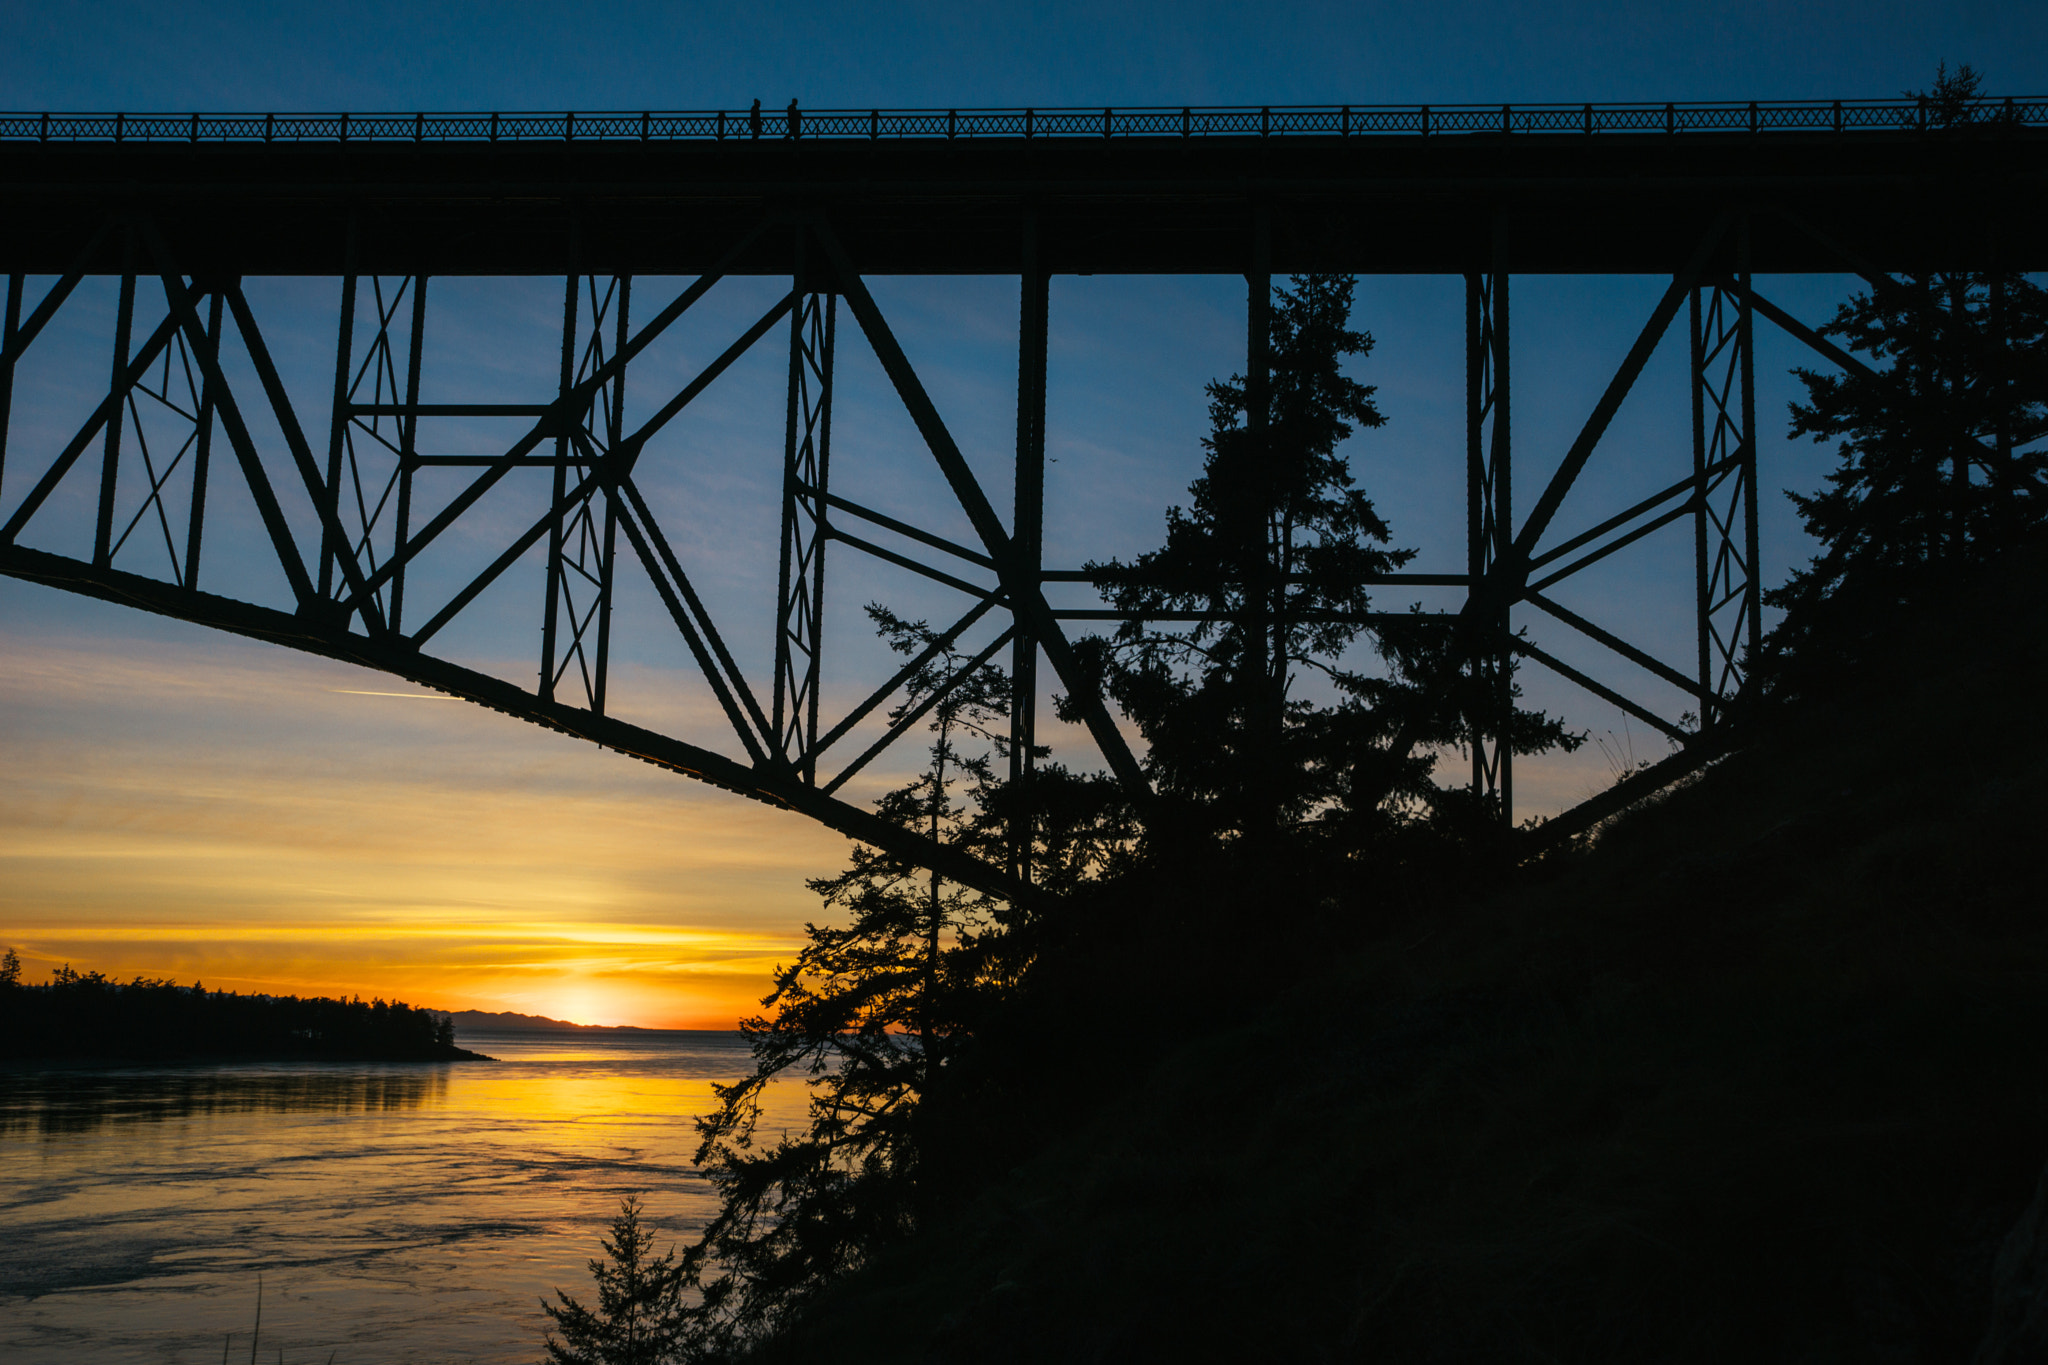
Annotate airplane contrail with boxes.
[326,689,460,701]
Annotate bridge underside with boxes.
[2,122,2043,895]
[2,130,2044,277]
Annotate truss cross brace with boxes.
[774,240,835,780]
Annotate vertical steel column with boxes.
[321,232,360,602]
[183,291,223,589]
[1246,211,1273,746]
[1009,233,1049,884]
[1990,252,2015,543]
[1915,274,1940,564]
[1691,230,1759,724]
[1690,287,1712,724]
[540,271,580,703]
[1948,280,1973,555]
[591,277,628,717]
[93,264,137,569]
[1492,263,1512,825]
[1247,218,1272,416]
[1738,221,1761,664]
[774,237,836,778]
[540,272,627,712]
[773,238,806,759]
[391,277,427,635]
[0,274,21,494]
[1466,273,1486,789]
[1240,211,1280,838]
[323,270,418,631]
[1465,261,1511,819]
[802,293,834,769]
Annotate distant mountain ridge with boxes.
[446,1009,649,1033]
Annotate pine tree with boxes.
[668,281,1583,1355]
[1083,273,1575,852]
[675,606,1022,1354]
[1764,68,2048,689]
[540,1196,687,1365]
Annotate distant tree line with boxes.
[0,950,478,1062]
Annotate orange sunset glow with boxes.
[0,596,854,1028]
[0,592,1641,1028]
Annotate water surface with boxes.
[0,1027,802,1363]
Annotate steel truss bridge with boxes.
[2,100,2043,899]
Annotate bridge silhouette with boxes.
[2,99,2042,898]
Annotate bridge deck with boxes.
[3,124,2044,276]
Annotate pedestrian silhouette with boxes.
[788,99,800,138]
[749,99,762,139]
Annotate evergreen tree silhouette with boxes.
[1082,273,1576,853]
[675,606,1026,1353]
[540,1196,687,1365]
[1764,68,2048,691]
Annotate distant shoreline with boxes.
[1,967,496,1066]
[1,1043,494,1068]
[443,1009,657,1033]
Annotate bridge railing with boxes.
[1,98,2044,145]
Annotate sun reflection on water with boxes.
[0,1028,803,1364]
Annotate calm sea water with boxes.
[0,1028,807,1363]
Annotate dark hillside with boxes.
[757,543,2048,1362]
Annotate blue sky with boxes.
[2,1,2042,111]
[1,1,2042,1023]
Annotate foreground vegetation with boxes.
[0,959,484,1063]
[753,539,2048,1362]
[548,74,2045,1357]
[554,559,2048,1360]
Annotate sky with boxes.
[2,1,2044,1027]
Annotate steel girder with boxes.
[774,258,834,779]
[0,192,1934,881]
[4,123,2042,278]
[0,213,1177,900]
